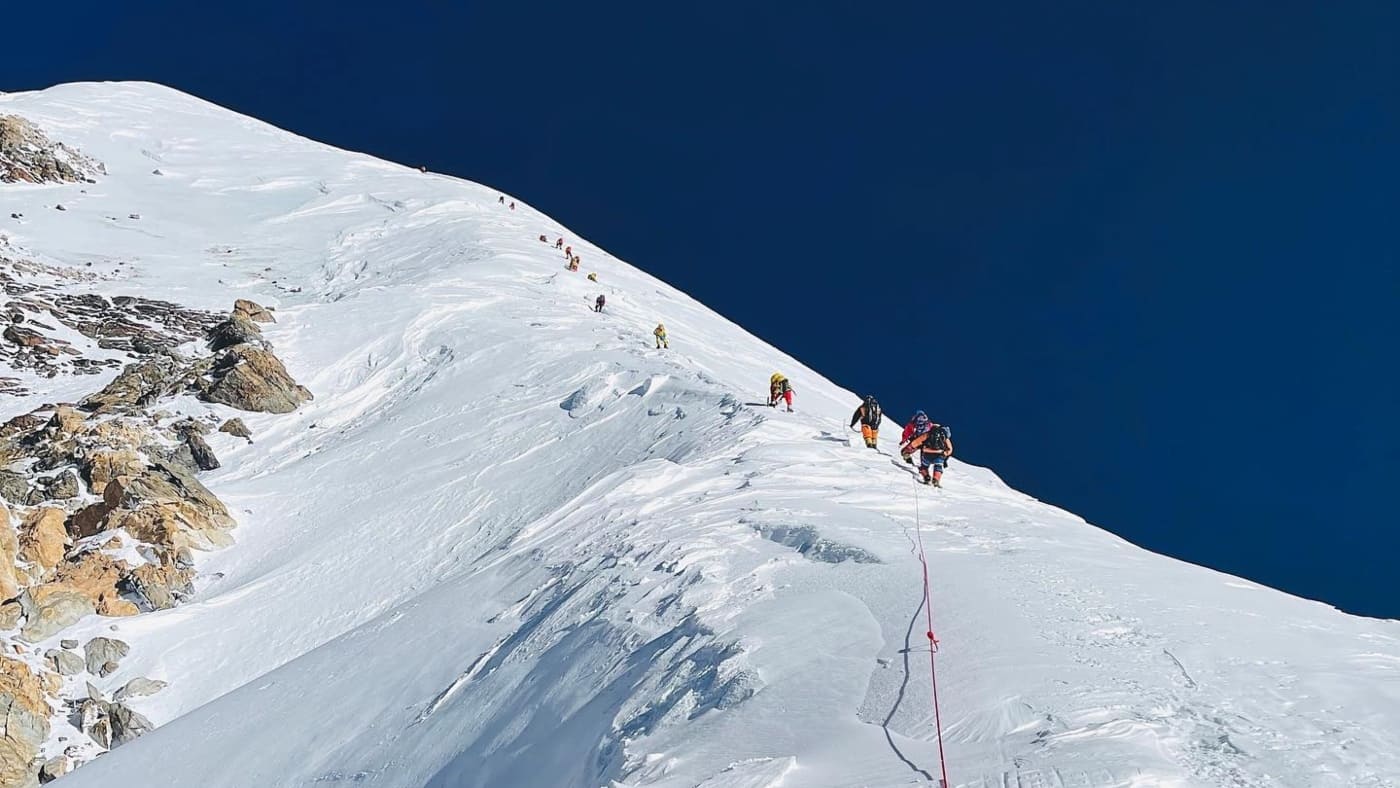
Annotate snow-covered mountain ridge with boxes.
[1,82,1397,787]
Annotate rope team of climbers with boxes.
[510,194,954,783]
[511,195,957,487]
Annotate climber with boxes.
[565,245,573,258]
[509,201,516,210]
[654,323,669,349]
[594,294,606,313]
[567,257,580,272]
[538,234,547,243]
[849,395,882,449]
[587,272,598,282]
[769,373,794,412]
[899,410,933,463]
[915,422,953,486]
[498,195,505,204]
[556,238,564,249]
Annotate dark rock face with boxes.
[1,258,223,393]
[0,115,104,184]
[79,356,188,414]
[0,471,29,505]
[207,314,265,352]
[183,431,220,471]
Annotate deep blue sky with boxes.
[6,3,1398,617]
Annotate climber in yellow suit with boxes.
[769,373,794,412]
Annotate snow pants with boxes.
[860,424,878,447]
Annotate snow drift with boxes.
[1,82,1397,788]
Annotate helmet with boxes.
[771,372,784,384]
[914,410,928,423]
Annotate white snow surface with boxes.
[2,82,1398,788]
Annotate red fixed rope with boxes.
[912,481,951,788]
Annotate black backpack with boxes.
[864,397,881,425]
[924,424,950,451]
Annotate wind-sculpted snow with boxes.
[0,82,1397,787]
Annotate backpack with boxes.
[924,424,950,451]
[864,398,881,425]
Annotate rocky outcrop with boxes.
[18,585,94,642]
[218,418,252,441]
[44,649,82,677]
[80,449,143,492]
[38,755,67,782]
[83,638,128,677]
[51,551,127,613]
[232,299,275,324]
[203,344,312,413]
[0,289,307,777]
[80,355,188,414]
[122,562,192,611]
[0,505,20,602]
[207,314,265,352]
[108,703,152,746]
[0,115,103,184]
[180,429,220,472]
[19,508,67,575]
[0,657,49,788]
[0,473,29,507]
[74,685,150,751]
[113,677,165,702]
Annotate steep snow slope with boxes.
[2,82,1398,788]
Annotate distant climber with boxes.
[556,238,564,249]
[587,272,598,282]
[539,234,548,243]
[509,201,516,210]
[567,257,580,272]
[594,295,606,313]
[769,373,794,412]
[849,395,882,449]
[565,245,573,257]
[418,165,428,173]
[498,195,505,204]
[654,323,669,349]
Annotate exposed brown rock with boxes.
[39,754,68,782]
[0,657,45,716]
[203,344,312,413]
[0,504,20,602]
[51,552,127,611]
[98,598,139,618]
[18,508,67,573]
[0,656,49,788]
[232,298,276,324]
[124,562,193,611]
[218,417,252,441]
[82,449,144,491]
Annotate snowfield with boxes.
[1,82,1397,787]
